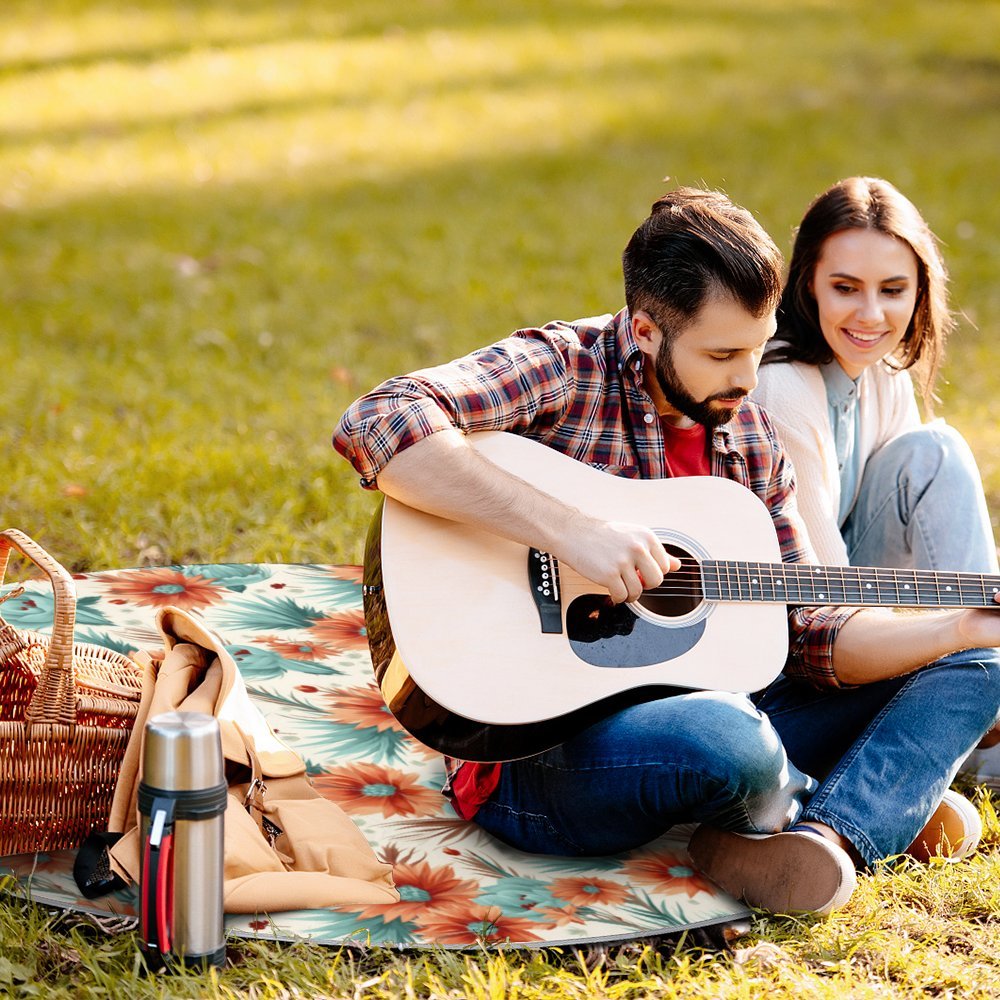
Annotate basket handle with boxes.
[0,528,78,728]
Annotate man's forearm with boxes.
[375,429,676,604]
[832,607,990,684]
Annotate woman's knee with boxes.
[875,422,979,487]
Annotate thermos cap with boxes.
[142,711,224,791]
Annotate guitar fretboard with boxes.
[701,561,1000,609]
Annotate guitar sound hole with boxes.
[636,543,703,618]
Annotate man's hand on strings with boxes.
[555,517,680,604]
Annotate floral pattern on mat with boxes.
[0,564,749,947]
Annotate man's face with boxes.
[636,291,776,429]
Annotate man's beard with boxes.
[654,339,748,429]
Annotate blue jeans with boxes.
[841,423,1000,782]
[475,656,1000,868]
[474,691,816,856]
[842,423,999,574]
[756,647,1000,865]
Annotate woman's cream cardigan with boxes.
[752,358,921,566]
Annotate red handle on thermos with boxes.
[140,798,175,964]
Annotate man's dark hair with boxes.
[622,187,783,340]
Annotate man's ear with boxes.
[631,310,662,357]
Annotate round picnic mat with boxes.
[0,564,748,948]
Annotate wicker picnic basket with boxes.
[0,528,144,856]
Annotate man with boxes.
[333,188,1000,915]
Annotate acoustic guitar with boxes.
[362,431,1000,762]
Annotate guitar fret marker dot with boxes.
[865,583,872,589]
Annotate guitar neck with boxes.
[701,561,1000,609]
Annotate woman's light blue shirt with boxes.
[820,360,864,526]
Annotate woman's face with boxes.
[811,228,919,379]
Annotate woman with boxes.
[753,176,1000,846]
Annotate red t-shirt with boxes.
[660,419,710,477]
[447,421,710,820]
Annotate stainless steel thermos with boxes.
[139,711,227,970]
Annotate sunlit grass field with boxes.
[3,0,1000,995]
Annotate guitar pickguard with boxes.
[566,593,706,667]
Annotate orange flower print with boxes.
[548,875,631,907]
[536,904,587,927]
[414,904,544,946]
[323,685,401,732]
[310,609,367,650]
[312,762,441,818]
[350,859,478,924]
[104,569,225,611]
[622,851,715,898]
[257,635,342,662]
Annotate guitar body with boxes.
[363,431,789,761]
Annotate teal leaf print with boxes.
[229,645,337,682]
[294,718,414,767]
[75,630,140,656]
[1,591,112,628]
[211,595,322,631]
[260,908,418,948]
[475,877,563,922]
[172,564,273,591]
[292,565,363,602]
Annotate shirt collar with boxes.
[820,359,860,406]
[616,309,645,379]
[618,307,736,455]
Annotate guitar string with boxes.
[555,565,1000,605]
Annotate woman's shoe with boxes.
[906,789,982,862]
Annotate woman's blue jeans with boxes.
[841,422,1000,781]
[475,649,1000,868]
[842,422,998,574]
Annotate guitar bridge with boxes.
[528,549,563,633]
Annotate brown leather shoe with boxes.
[907,789,982,862]
[688,826,857,915]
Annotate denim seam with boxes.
[799,672,922,866]
[847,485,914,564]
[519,759,760,833]
[479,801,585,855]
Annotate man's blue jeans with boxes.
[474,648,1000,868]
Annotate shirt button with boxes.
[643,413,655,424]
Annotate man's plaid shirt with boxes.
[335,307,859,685]
[334,309,859,807]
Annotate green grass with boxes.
[4,798,1000,997]
[3,0,1000,995]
